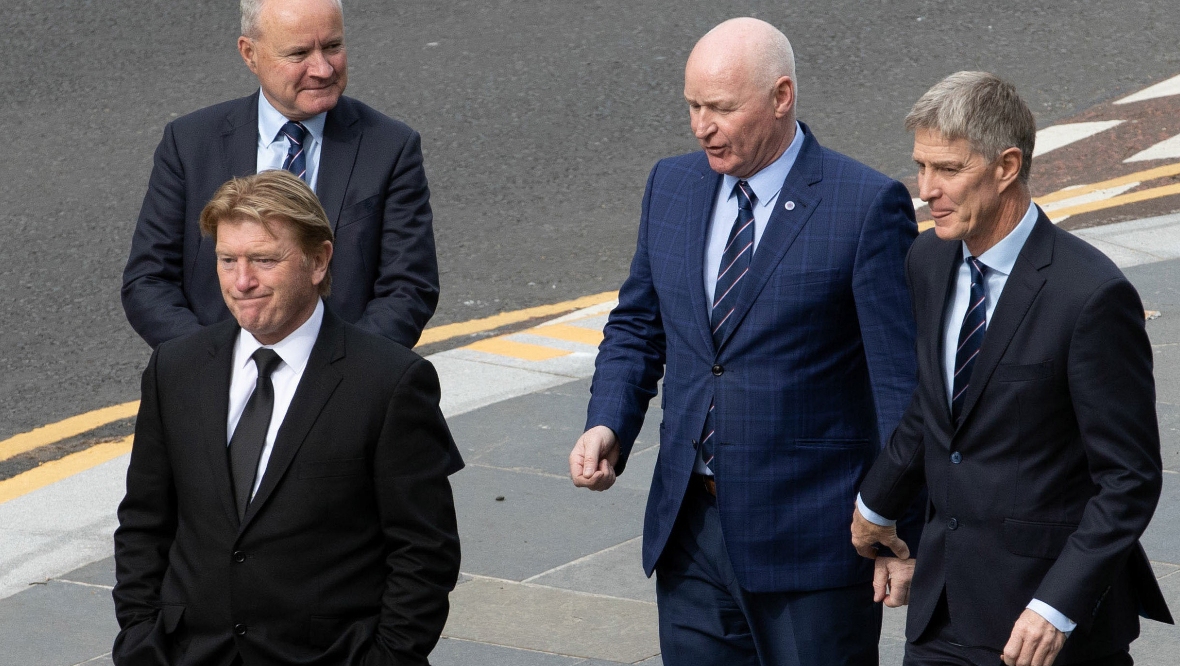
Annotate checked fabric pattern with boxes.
[279,121,308,183]
[700,180,757,470]
[952,256,988,423]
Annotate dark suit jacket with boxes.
[586,124,922,592]
[122,92,439,349]
[859,210,1173,659]
[112,308,463,666]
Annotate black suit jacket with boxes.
[121,92,439,349]
[860,209,1172,660]
[112,308,463,666]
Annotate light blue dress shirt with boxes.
[695,122,805,475]
[858,201,1075,633]
[256,91,327,191]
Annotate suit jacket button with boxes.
[951,452,962,464]
[234,623,248,636]
[948,518,959,531]
[233,551,246,563]
[692,439,698,449]
[712,364,724,376]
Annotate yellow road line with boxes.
[0,401,139,464]
[529,323,605,347]
[1036,162,1180,204]
[416,291,618,347]
[464,338,573,361]
[1047,182,1180,220]
[0,436,133,505]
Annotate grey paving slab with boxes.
[431,637,587,666]
[450,464,646,581]
[1142,473,1180,565]
[58,557,115,588]
[1130,563,1180,665]
[526,536,654,603]
[0,580,117,666]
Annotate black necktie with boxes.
[952,256,988,423]
[699,181,757,472]
[279,121,308,183]
[229,348,284,520]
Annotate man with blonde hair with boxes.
[113,170,463,665]
[853,71,1172,666]
[122,0,439,350]
[571,17,921,665]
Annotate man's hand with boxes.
[873,556,915,607]
[1002,609,1066,666]
[569,426,620,491]
[851,506,910,559]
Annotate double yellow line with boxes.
[0,290,619,505]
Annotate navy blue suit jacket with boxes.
[122,92,439,349]
[587,124,919,592]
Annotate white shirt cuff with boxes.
[856,493,896,527]
[1027,599,1076,635]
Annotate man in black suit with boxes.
[851,71,1172,666]
[122,0,439,349]
[113,170,462,666]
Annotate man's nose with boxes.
[234,264,258,292]
[306,50,334,78]
[917,172,938,203]
[692,111,714,140]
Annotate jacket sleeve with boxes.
[584,163,667,473]
[354,130,440,348]
[1032,276,1163,627]
[111,349,178,665]
[364,358,461,666]
[121,122,204,348]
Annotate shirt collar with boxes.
[965,200,1039,276]
[234,299,325,376]
[258,89,327,147]
[722,121,806,208]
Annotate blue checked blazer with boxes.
[586,124,920,592]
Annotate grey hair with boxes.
[906,71,1036,183]
[241,0,344,38]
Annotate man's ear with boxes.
[995,146,1023,193]
[311,241,334,284]
[238,36,259,75]
[773,76,795,119]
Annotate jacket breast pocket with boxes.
[298,457,367,479]
[1002,518,1077,559]
[995,360,1053,382]
[795,438,870,450]
[779,267,839,287]
[336,194,381,230]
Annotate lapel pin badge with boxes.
[784,200,796,210]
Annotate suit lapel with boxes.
[955,212,1053,429]
[713,127,823,352]
[926,239,961,429]
[239,309,346,532]
[686,167,723,352]
[221,91,260,182]
[316,98,362,231]
[197,319,242,527]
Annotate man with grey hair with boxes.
[853,71,1172,665]
[571,17,921,664]
[122,0,440,351]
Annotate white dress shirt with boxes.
[227,299,325,499]
[858,201,1075,633]
[695,123,805,475]
[257,91,327,191]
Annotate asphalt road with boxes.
[2,0,1179,436]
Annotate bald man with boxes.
[570,18,921,664]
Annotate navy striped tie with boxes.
[279,121,308,183]
[699,180,757,472]
[952,256,988,423]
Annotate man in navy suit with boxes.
[569,17,920,665]
[122,0,438,349]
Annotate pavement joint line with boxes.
[53,578,114,590]
[521,536,643,583]
[70,654,113,666]
[0,435,133,505]
[437,635,591,661]
[465,462,570,480]
[416,291,617,347]
[0,401,138,464]
[460,572,657,605]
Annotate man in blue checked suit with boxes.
[569,18,921,665]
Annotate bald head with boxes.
[684,18,798,178]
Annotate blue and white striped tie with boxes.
[279,121,308,184]
[952,256,988,423]
[699,180,757,472]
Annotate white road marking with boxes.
[1033,121,1124,157]
[1125,133,1180,163]
[1114,73,1180,105]
[1041,182,1141,221]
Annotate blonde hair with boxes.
[200,170,334,295]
